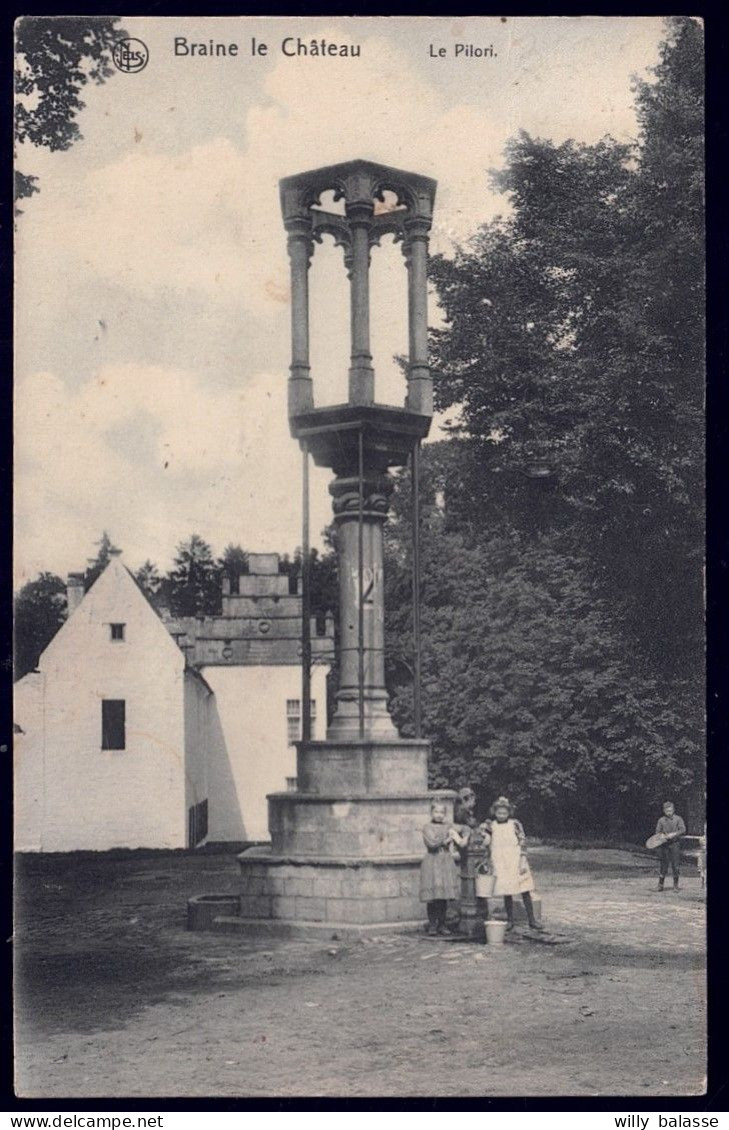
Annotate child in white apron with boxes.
[480,796,544,932]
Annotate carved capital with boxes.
[329,473,393,522]
[286,216,314,265]
[346,198,375,229]
[403,215,431,243]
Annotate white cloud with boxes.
[15,17,665,581]
[14,364,333,586]
[15,26,508,325]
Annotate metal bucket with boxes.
[475,870,496,898]
[484,920,507,945]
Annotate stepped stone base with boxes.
[183,734,457,939]
[236,848,423,927]
[267,791,449,858]
[212,916,424,941]
[296,739,430,794]
[187,893,545,937]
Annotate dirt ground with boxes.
[13,846,705,1099]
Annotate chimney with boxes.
[248,553,279,575]
[66,572,85,615]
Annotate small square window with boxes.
[110,623,125,641]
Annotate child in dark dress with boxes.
[420,802,465,935]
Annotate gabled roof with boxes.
[39,554,185,669]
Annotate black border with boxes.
[3,1,727,1114]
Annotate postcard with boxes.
[13,15,705,1101]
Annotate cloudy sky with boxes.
[14,15,666,586]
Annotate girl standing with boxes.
[481,796,544,932]
[420,802,466,935]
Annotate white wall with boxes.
[15,559,188,852]
[201,664,329,843]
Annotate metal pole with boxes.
[412,438,422,739]
[357,428,365,739]
[301,442,312,743]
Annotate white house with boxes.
[14,552,332,852]
[164,552,333,843]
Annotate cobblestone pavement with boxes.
[14,847,706,1099]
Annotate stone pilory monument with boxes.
[203,159,456,937]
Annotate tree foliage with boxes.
[382,18,705,834]
[279,547,339,625]
[14,572,67,679]
[15,16,122,202]
[428,21,703,680]
[167,535,222,617]
[385,449,697,836]
[134,560,168,611]
[84,530,121,592]
[219,544,249,588]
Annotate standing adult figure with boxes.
[454,787,478,831]
[480,796,544,932]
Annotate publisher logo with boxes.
[112,38,149,74]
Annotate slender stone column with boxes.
[346,201,375,406]
[286,216,314,415]
[404,217,433,416]
[327,467,397,739]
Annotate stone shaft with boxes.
[404,218,433,415]
[286,220,314,415]
[328,468,395,739]
[347,200,375,405]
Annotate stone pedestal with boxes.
[234,848,427,937]
[296,739,429,794]
[229,737,454,938]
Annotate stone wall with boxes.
[238,852,423,925]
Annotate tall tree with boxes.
[133,560,170,613]
[219,544,249,591]
[428,17,703,695]
[399,19,705,833]
[14,572,67,679]
[384,445,697,838]
[15,16,123,204]
[279,547,339,624]
[167,535,221,617]
[84,531,121,591]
